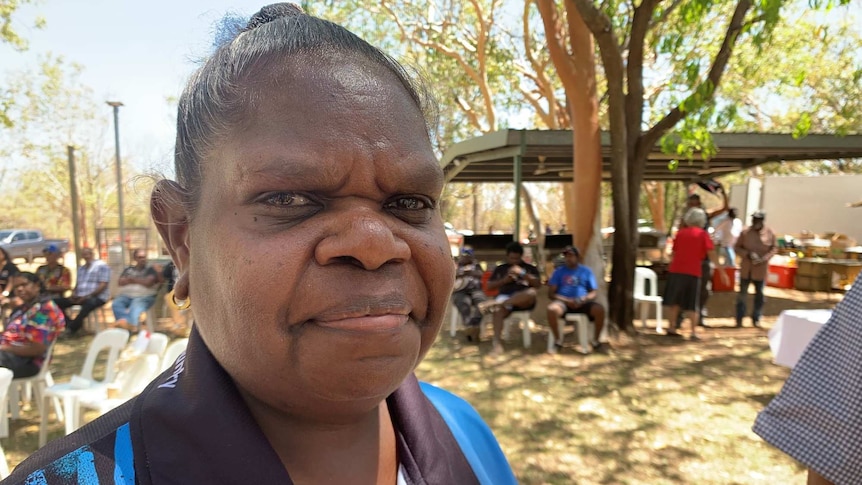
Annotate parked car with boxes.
[0,229,70,263]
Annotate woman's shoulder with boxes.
[419,382,517,485]
[3,401,136,484]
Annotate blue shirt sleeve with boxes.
[420,382,517,485]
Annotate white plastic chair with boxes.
[76,353,160,424]
[39,328,131,447]
[0,368,13,439]
[547,313,593,354]
[0,368,13,479]
[144,332,169,357]
[634,267,664,332]
[502,311,534,348]
[160,338,189,372]
[9,341,61,422]
[449,301,462,337]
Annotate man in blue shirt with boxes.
[547,245,607,352]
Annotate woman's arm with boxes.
[707,188,729,220]
[0,340,47,357]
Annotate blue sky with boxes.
[3,1,266,174]
[3,0,860,178]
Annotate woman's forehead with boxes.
[207,60,436,181]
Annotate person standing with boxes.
[683,186,728,325]
[733,210,777,328]
[546,246,606,353]
[0,272,66,378]
[712,208,742,266]
[54,247,111,338]
[663,208,726,341]
[111,248,160,331]
[35,244,72,300]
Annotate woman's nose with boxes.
[315,208,411,270]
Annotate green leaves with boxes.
[792,112,811,138]
[1,0,42,51]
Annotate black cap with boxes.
[562,245,580,257]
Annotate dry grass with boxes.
[416,285,839,484]
[2,286,838,483]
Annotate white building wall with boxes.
[761,174,862,243]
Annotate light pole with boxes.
[106,101,125,262]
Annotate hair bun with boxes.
[245,3,305,30]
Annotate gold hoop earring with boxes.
[172,293,192,311]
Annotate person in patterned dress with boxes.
[0,272,66,378]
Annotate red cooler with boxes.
[767,265,796,289]
[712,266,736,292]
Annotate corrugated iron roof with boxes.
[440,130,862,183]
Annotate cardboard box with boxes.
[767,265,796,289]
[830,260,862,290]
[795,274,831,292]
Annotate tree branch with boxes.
[537,0,579,98]
[455,96,485,131]
[518,84,555,127]
[653,0,685,28]
[626,0,660,149]
[640,0,753,161]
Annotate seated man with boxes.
[479,241,540,355]
[54,247,111,338]
[111,248,159,331]
[546,245,606,353]
[35,244,72,300]
[451,248,487,343]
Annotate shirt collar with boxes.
[129,328,477,484]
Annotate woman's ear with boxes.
[151,180,191,272]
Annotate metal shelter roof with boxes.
[440,130,862,183]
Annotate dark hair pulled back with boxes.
[15,272,45,294]
[172,2,437,215]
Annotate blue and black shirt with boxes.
[4,329,516,484]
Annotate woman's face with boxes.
[184,56,453,420]
[13,276,39,302]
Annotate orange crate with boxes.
[481,270,499,297]
[767,265,796,289]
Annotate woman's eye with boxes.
[261,192,314,207]
[385,196,434,211]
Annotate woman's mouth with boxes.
[313,314,410,333]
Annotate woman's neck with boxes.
[246,399,398,485]
[16,296,39,312]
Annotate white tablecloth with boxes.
[768,309,833,368]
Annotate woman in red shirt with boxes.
[663,208,727,340]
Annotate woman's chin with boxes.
[307,353,418,404]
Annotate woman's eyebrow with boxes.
[235,157,348,187]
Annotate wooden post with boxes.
[67,146,83,263]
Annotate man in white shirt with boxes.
[712,207,742,266]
